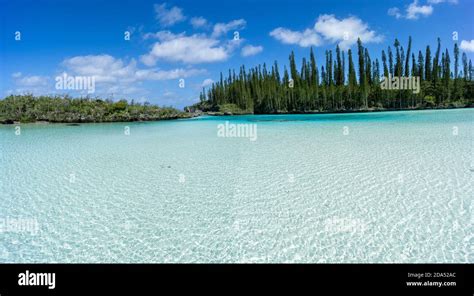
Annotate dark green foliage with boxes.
[0,94,190,123]
[196,38,474,113]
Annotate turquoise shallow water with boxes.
[0,109,473,263]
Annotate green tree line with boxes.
[0,94,190,123]
[194,37,474,114]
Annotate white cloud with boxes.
[140,32,232,65]
[61,55,137,83]
[241,45,263,57]
[143,30,185,40]
[190,17,208,29]
[389,0,455,20]
[154,3,186,27]
[159,91,195,106]
[201,78,214,87]
[10,74,51,95]
[270,27,322,47]
[406,0,433,19]
[270,14,382,49]
[16,75,49,87]
[105,85,148,97]
[9,54,205,97]
[62,54,205,82]
[388,7,402,19]
[212,19,246,38]
[427,0,457,4]
[135,68,206,80]
[224,37,244,52]
[62,55,198,97]
[460,40,474,52]
[314,14,383,49]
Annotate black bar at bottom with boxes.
[0,264,472,295]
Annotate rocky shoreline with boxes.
[199,104,474,116]
[0,113,198,125]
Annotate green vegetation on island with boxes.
[190,37,474,114]
[0,94,192,124]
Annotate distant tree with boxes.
[425,46,432,81]
[357,38,368,108]
[418,50,424,80]
[405,36,412,77]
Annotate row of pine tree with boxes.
[198,37,474,113]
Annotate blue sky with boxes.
[1,0,473,108]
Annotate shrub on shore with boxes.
[0,94,192,123]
